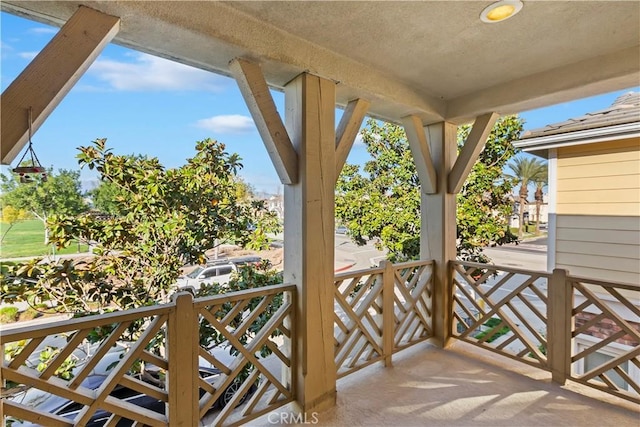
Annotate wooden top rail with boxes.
[567,275,640,292]
[334,266,384,282]
[334,259,434,283]
[193,283,296,309]
[391,259,434,270]
[0,304,174,344]
[451,260,552,279]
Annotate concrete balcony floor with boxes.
[251,341,639,426]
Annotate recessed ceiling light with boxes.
[480,0,523,23]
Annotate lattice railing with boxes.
[1,283,296,427]
[568,276,640,404]
[2,305,173,426]
[334,266,385,378]
[392,260,434,352]
[194,284,296,426]
[333,259,433,378]
[451,261,551,370]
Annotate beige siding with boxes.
[556,137,640,216]
[556,240,640,259]
[557,159,639,180]
[556,252,640,274]
[555,139,640,285]
[555,214,640,231]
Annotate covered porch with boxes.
[254,341,639,427]
[1,1,639,426]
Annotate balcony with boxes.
[253,341,638,426]
[2,261,638,426]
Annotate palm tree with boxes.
[533,175,548,234]
[506,157,547,238]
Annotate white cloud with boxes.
[195,115,256,134]
[89,53,228,92]
[28,27,58,35]
[354,133,365,145]
[18,51,38,60]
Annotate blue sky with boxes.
[1,12,638,194]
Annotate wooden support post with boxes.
[1,6,120,164]
[548,268,572,385]
[381,260,395,367]
[421,122,457,348]
[447,112,499,194]
[167,292,198,426]
[284,73,337,413]
[335,98,370,180]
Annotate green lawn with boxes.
[475,317,511,343]
[1,219,89,259]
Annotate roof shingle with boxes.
[521,92,640,139]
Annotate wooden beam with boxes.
[447,112,499,194]
[335,98,369,180]
[1,6,120,164]
[229,58,298,185]
[284,73,337,414]
[402,115,437,194]
[421,122,458,347]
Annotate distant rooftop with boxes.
[515,92,640,158]
[521,92,640,139]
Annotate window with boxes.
[584,350,629,390]
[201,268,218,279]
[575,336,638,393]
[216,266,233,276]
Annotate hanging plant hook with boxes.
[12,107,47,183]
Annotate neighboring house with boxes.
[266,194,284,220]
[516,92,640,391]
[509,195,549,229]
[516,92,640,285]
[527,193,549,225]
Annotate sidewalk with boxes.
[1,251,95,263]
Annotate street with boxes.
[335,234,548,273]
[334,233,386,271]
[482,237,547,271]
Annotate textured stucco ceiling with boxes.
[2,1,639,125]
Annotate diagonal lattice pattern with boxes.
[569,277,640,403]
[333,260,434,378]
[392,261,434,351]
[452,261,550,370]
[2,305,173,427]
[334,268,385,378]
[2,284,296,427]
[194,284,296,426]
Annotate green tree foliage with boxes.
[2,138,280,313]
[88,179,122,215]
[506,156,548,237]
[1,205,30,244]
[1,138,283,389]
[0,168,87,243]
[457,116,523,262]
[336,121,420,260]
[336,116,523,262]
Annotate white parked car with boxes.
[176,262,237,289]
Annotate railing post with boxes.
[381,261,395,367]
[547,268,572,385]
[167,291,198,426]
